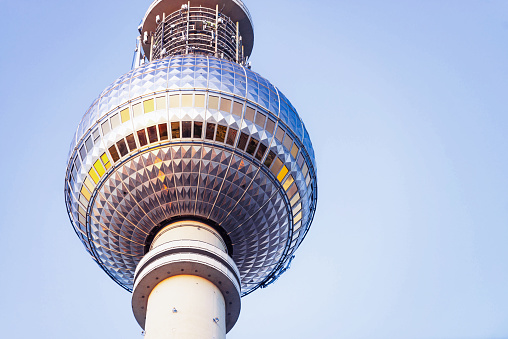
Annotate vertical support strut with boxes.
[215,4,219,57]
[149,34,154,62]
[235,21,239,63]
[186,1,190,54]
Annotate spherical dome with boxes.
[65,55,317,295]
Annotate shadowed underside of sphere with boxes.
[65,55,317,295]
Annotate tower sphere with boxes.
[65,0,317,298]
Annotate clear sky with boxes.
[1,0,507,338]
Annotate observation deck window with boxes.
[171,122,181,138]
[137,129,148,146]
[216,125,227,142]
[226,128,237,146]
[158,123,169,140]
[193,122,203,138]
[126,134,137,151]
[147,125,158,142]
[237,132,248,150]
[182,121,192,138]
[205,123,216,140]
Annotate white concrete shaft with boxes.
[151,220,227,253]
[144,274,226,339]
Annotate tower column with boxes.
[132,220,241,338]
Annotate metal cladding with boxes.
[65,0,317,297]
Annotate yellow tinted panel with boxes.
[144,99,154,113]
[84,177,95,192]
[277,166,288,182]
[195,94,205,107]
[208,96,219,110]
[94,159,106,177]
[100,153,109,164]
[283,175,294,191]
[80,185,91,201]
[120,108,130,123]
[294,211,302,223]
[182,94,192,107]
[88,168,100,184]
[101,153,111,169]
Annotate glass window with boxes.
[306,173,311,186]
[144,99,154,113]
[193,122,203,138]
[92,128,100,142]
[246,137,259,155]
[215,125,227,142]
[205,123,216,140]
[85,136,93,152]
[126,134,137,151]
[287,182,298,199]
[110,113,120,129]
[101,120,111,135]
[137,129,148,146]
[147,125,158,143]
[101,153,111,170]
[182,94,192,107]
[245,107,255,122]
[182,121,192,138]
[169,95,179,108]
[79,194,88,206]
[293,221,302,232]
[80,185,91,201]
[264,151,276,167]
[255,143,267,161]
[291,143,299,158]
[226,128,237,145]
[195,94,205,107]
[265,119,275,134]
[156,96,166,110]
[302,163,308,177]
[232,102,243,116]
[79,145,87,161]
[88,168,100,184]
[109,145,120,162]
[255,112,266,128]
[275,125,284,142]
[158,123,168,140]
[132,103,143,117]
[120,108,130,123]
[277,165,289,182]
[93,159,106,177]
[297,153,305,167]
[270,157,283,176]
[292,202,302,215]
[283,175,294,191]
[171,122,180,138]
[283,134,293,150]
[220,98,232,113]
[84,178,95,197]
[293,211,302,223]
[208,96,219,110]
[237,132,249,150]
[290,192,300,206]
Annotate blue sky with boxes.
[1,0,507,338]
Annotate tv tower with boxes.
[64,0,317,337]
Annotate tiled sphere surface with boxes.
[65,55,317,295]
